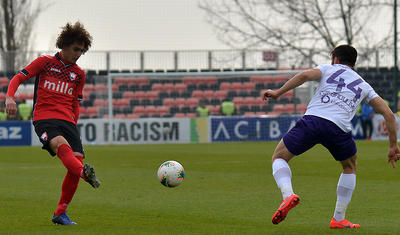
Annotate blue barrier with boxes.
[211,115,364,142]
[0,121,32,146]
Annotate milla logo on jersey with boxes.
[43,80,73,95]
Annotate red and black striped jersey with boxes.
[7,52,85,124]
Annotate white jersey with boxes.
[305,64,378,132]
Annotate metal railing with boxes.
[0,48,396,75]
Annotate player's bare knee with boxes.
[341,157,357,173]
[49,136,70,154]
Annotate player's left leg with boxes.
[330,154,360,229]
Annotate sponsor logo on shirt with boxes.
[50,67,61,73]
[70,72,77,81]
[43,79,73,95]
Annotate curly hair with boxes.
[56,21,93,52]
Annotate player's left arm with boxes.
[72,72,85,123]
[263,69,321,100]
[369,96,400,168]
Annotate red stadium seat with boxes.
[94,84,107,92]
[254,97,266,107]
[296,104,307,113]
[145,91,159,100]
[186,98,199,108]
[186,113,196,118]
[112,84,118,92]
[183,77,196,85]
[83,92,90,100]
[174,113,185,118]
[123,91,135,99]
[203,90,214,100]
[117,98,130,108]
[208,105,220,115]
[94,99,107,107]
[175,98,186,107]
[243,82,255,91]
[204,76,217,85]
[136,77,149,85]
[152,83,163,91]
[79,107,86,115]
[86,107,99,117]
[133,106,145,114]
[244,112,256,117]
[134,91,146,100]
[163,98,175,106]
[231,82,243,91]
[243,97,256,107]
[114,77,128,85]
[112,99,118,106]
[144,106,157,115]
[156,106,169,115]
[163,83,174,92]
[233,97,245,106]
[114,114,127,119]
[266,111,280,117]
[285,104,295,113]
[214,90,227,100]
[174,83,187,92]
[83,84,95,92]
[126,113,140,119]
[192,90,204,98]
[0,77,9,86]
[273,104,286,113]
[220,82,231,90]
[274,76,290,83]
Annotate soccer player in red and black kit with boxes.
[5,22,100,225]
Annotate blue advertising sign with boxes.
[0,121,32,146]
[211,115,364,142]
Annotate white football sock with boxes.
[333,173,356,221]
[272,158,294,200]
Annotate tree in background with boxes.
[199,0,394,67]
[0,0,46,75]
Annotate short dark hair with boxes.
[330,45,357,67]
[56,21,92,53]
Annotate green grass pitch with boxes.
[0,141,399,234]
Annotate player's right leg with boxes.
[271,140,300,225]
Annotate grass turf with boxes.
[0,141,399,234]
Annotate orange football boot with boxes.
[272,194,300,224]
[330,218,360,229]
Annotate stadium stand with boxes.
[0,67,396,119]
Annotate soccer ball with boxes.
[157,160,184,187]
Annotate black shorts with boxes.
[33,119,84,157]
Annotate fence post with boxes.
[106,51,110,74]
[174,51,178,71]
[208,51,212,70]
[140,51,144,71]
[242,51,246,70]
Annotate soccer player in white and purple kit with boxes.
[263,45,400,229]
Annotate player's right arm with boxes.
[263,68,322,100]
[5,56,47,116]
[369,96,400,168]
